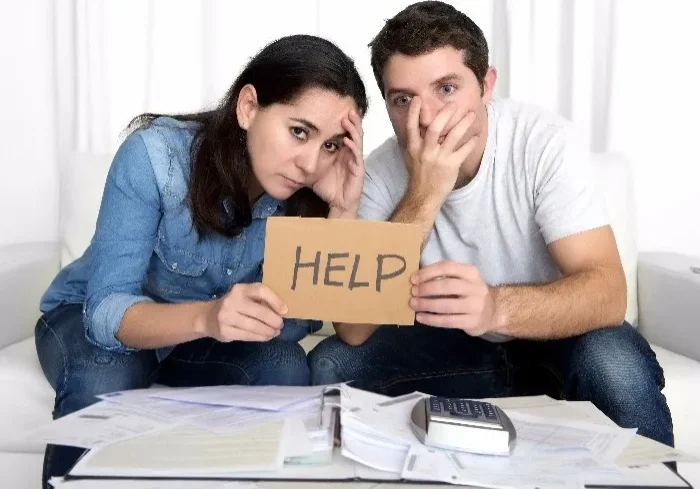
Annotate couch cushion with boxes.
[0,452,43,489]
[0,338,54,453]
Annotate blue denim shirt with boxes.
[40,117,321,358]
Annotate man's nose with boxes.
[419,98,444,134]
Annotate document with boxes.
[507,412,637,463]
[401,442,584,489]
[565,400,699,466]
[50,478,258,488]
[28,402,172,449]
[341,426,409,473]
[100,388,229,420]
[68,421,285,478]
[150,385,328,411]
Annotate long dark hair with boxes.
[128,34,368,237]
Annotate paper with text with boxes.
[28,402,171,449]
[69,422,284,477]
[263,217,421,325]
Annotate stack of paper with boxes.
[31,384,697,489]
[26,384,338,479]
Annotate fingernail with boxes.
[411,286,418,296]
[411,274,418,284]
[282,305,288,314]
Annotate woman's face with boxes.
[237,85,358,201]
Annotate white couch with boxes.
[1,152,699,488]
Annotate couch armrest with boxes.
[637,251,700,362]
[0,242,60,349]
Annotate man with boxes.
[307,0,673,447]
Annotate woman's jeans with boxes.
[35,303,310,488]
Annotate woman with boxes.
[36,34,367,484]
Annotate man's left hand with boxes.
[409,260,497,336]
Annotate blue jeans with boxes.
[35,303,310,488]
[308,322,674,447]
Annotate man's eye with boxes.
[393,95,412,107]
[291,127,308,140]
[440,84,456,96]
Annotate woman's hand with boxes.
[312,109,364,219]
[198,283,287,342]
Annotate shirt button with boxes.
[226,268,233,276]
[212,294,218,299]
[171,263,178,270]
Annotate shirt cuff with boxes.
[85,293,154,352]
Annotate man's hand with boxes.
[409,260,497,336]
[405,97,479,202]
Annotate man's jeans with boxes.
[35,303,311,489]
[308,322,674,447]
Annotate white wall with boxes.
[610,0,700,257]
[0,0,698,258]
[0,0,59,246]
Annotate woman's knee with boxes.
[247,340,311,386]
[36,304,159,418]
[308,335,359,386]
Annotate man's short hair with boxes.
[369,1,489,97]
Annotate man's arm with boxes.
[492,225,627,339]
[335,99,478,346]
[410,226,627,340]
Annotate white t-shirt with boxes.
[360,99,609,341]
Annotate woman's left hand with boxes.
[312,110,364,218]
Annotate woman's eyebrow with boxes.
[290,118,348,140]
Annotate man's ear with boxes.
[481,66,498,104]
[236,84,258,130]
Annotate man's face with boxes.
[382,46,491,151]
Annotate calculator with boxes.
[410,396,516,455]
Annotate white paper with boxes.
[50,478,258,488]
[151,385,327,411]
[484,394,560,410]
[567,400,700,466]
[28,402,172,448]
[280,416,314,459]
[508,412,636,463]
[69,422,285,477]
[341,426,409,473]
[339,385,419,446]
[402,442,584,489]
[99,388,229,420]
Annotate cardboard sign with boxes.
[262,217,421,325]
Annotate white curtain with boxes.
[49,0,700,254]
[53,0,621,155]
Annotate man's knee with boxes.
[568,323,673,446]
[571,323,664,395]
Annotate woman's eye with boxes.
[291,127,308,140]
[393,95,412,107]
[324,141,340,153]
[440,84,456,96]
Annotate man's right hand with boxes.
[405,97,479,202]
[197,283,286,342]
